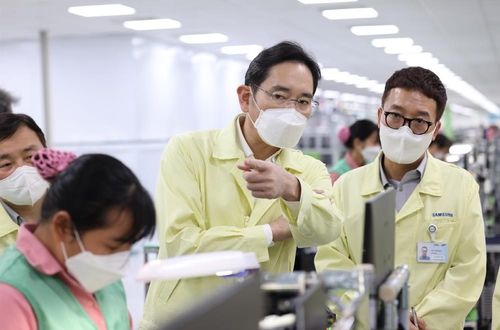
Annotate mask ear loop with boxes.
[73,229,86,252]
[60,241,69,260]
[60,226,85,261]
[248,91,264,128]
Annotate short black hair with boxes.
[0,88,17,114]
[245,41,321,93]
[0,113,46,147]
[382,67,447,121]
[344,119,378,149]
[41,154,156,244]
[430,133,453,149]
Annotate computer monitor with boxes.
[362,188,396,289]
[161,275,263,330]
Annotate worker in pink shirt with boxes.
[329,119,380,184]
[0,149,156,330]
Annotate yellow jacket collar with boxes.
[361,151,443,197]
[212,115,244,160]
[417,152,443,196]
[212,114,304,173]
[0,204,19,238]
[361,153,385,197]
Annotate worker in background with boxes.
[315,66,486,330]
[486,124,499,142]
[141,41,341,328]
[0,113,48,254]
[428,133,453,161]
[0,149,156,330]
[0,88,17,113]
[329,119,379,183]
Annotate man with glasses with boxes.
[0,113,48,255]
[141,41,341,329]
[316,67,485,330]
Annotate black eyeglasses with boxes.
[383,111,434,135]
[253,85,319,112]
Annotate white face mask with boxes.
[61,230,130,293]
[249,96,307,148]
[361,145,381,163]
[379,124,434,164]
[0,166,49,206]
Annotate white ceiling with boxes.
[0,0,499,113]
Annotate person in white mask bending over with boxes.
[0,149,156,330]
[141,41,341,329]
[315,66,486,330]
[0,113,49,255]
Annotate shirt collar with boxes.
[380,152,428,187]
[235,114,281,162]
[16,224,64,276]
[1,201,24,226]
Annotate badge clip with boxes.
[428,224,437,242]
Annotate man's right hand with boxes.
[269,216,292,242]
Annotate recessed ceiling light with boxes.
[398,52,439,67]
[298,0,357,4]
[427,64,500,114]
[123,18,181,31]
[384,45,423,54]
[68,4,135,17]
[371,37,413,48]
[321,67,384,93]
[351,25,399,36]
[322,8,378,20]
[179,33,228,44]
[220,45,263,55]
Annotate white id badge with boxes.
[417,242,448,263]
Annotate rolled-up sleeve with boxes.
[280,160,341,247]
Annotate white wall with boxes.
[0,40,44,127]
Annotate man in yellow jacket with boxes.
[315,67,486,330]
[0,113,48,254]
[141,41,341,329]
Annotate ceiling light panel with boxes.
[123,18,181,31]
[351,6,500,114]
[322,8,378,20]
[322,67,384,94]
[351,25,399,36]
[68,4,135,17]
[395,52,499,114]
[384,44,423,54]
